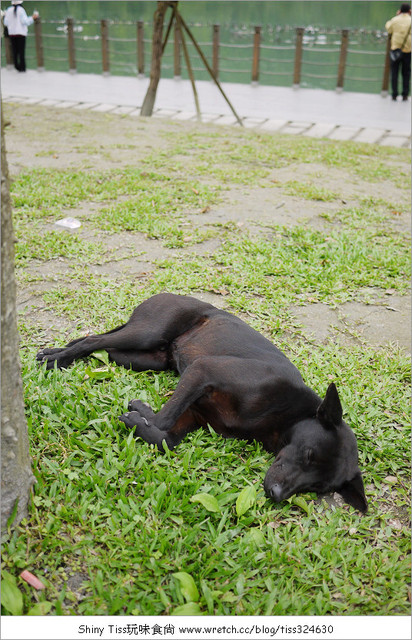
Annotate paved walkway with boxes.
[1,68,411,147]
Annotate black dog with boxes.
[37,293,367,512]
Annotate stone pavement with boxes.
[1,68,411,147]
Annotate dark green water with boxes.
[1,1,401,93]
[3,1,400,30]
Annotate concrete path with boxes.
[1,68,411,147]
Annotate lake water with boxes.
[1,1,401,93]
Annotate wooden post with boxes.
[381,33,391,96]
[141,2,172,117]
[177,13,201,120]
[34,17,44,71]
[162,9,174,54]
[174,19,181,77]
[179,14,243,126]
[137,20,144,76]
[101,19,110,76]
[212,24,220,80]
[293,27,304,88]
[336,29,349,92]
[3,32,13,68]
[67,17,76,73]
[1,14,13,67]
[251,25,261,84]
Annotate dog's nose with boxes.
[269,483,284,502]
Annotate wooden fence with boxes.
[2,19,393,94]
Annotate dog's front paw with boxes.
[119,411,152,431]
[36,347,64,362]
[119,411,170,451]
[127,399,155,420]
[37,351,70,370]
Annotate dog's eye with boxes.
[304,448,314,465]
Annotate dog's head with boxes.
[263,383,367,512]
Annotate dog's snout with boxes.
[268,483,284,502]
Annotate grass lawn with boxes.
[1,104,411,616]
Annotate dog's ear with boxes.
[317,382,342,429]
[337,472,368,513]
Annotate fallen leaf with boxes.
[1,578,23,615]
[190,493,220,513]
[20,570,45,590]
[171,602,202,616]
[172,572,199,603]
[222,591,237,603]
[249,528,266,546]
[291,496,311,514]
[236,485,256,517]
[27,602,52,616]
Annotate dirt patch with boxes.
[270,162,410,207]
[4,104,172,174]
[4,101,411,353]
[291,294,411,351]
[190,185,343,233]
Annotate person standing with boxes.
[385,3,411,101]
[3,0,39,72]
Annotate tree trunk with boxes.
[1,110,35,533]
[140,1,172,117]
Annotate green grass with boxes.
[1,107,410,617]
[2,345,410,616]
[15,231,107,266]
[94,194,216,248]
[11,167,220,250]
[158,127,411,185]
[281,180,339,201]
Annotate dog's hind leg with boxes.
[36,293,215,370]
[105,348,168,372]
[36,335,94,359]
[36,317,169,370]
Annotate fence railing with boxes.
[2,19,392,94]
